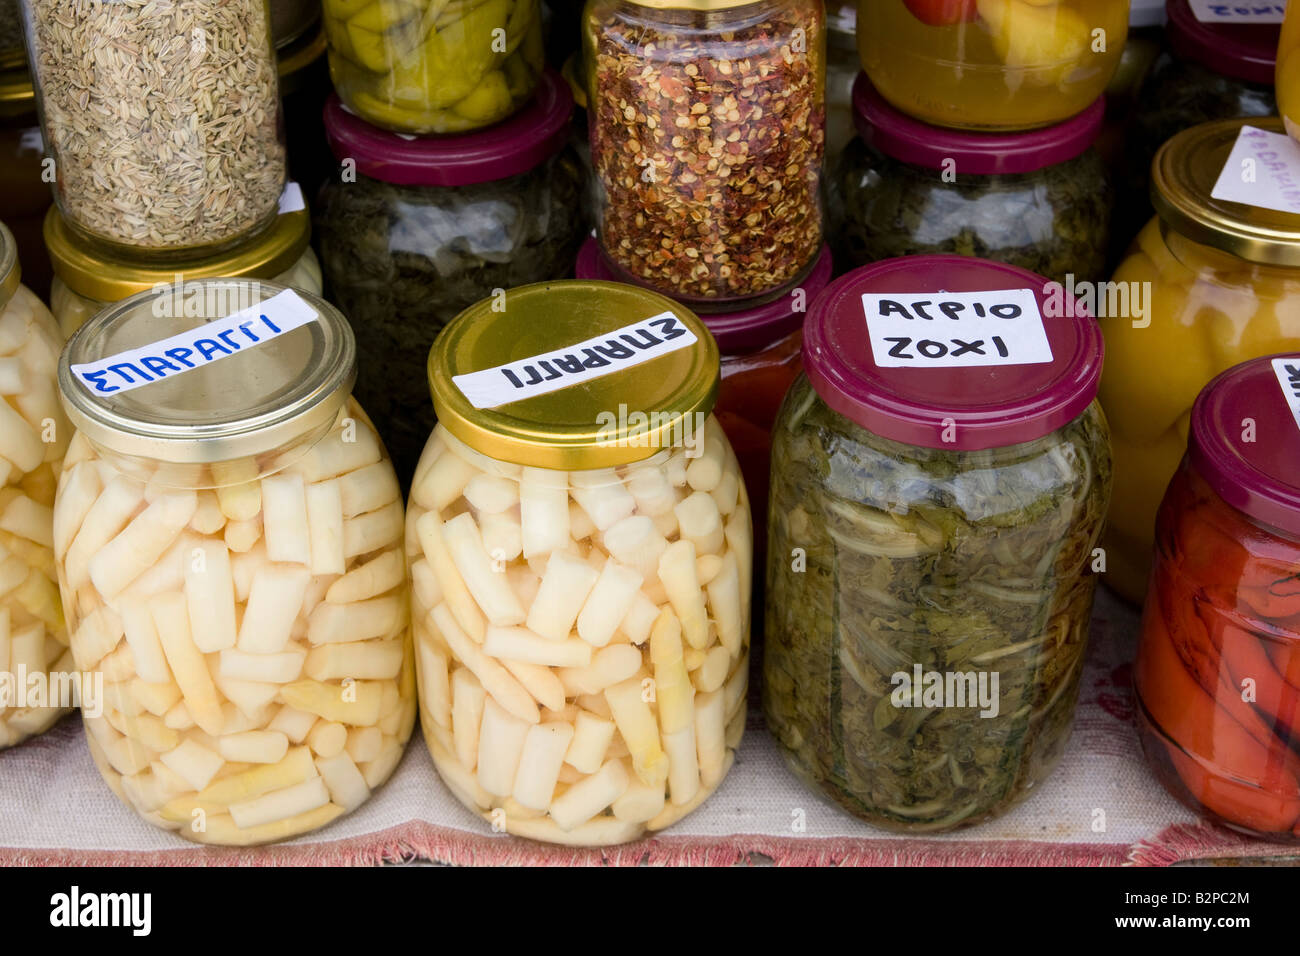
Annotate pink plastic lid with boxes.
[802,256,1103,451]
[575,238,833,353]
[851,73,1104,176]
[1191,355,1300,537]
[1166,0,1279,86]
[323,69,573,187]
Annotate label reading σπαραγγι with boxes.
[1211,126,1300,215]
[862,289,1053,369]
[1272,358,1300,433]
[71,289,319,396]
[1188,1,1285,23]
[452,313,699,410]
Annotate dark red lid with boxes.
[1191,355,1300,537]
[575,238,833,353]
[851,73,1104,175]
[1166,0,1279,85]
[323,69,573,187]
[802,256,1103,451]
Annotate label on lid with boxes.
[1272,357,1300,432]
[452,313,699,410]
[1211,126,1300,215]
[861,289,1053,369]
[1188,1,1286,23]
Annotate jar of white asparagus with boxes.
[54,279,415,845]
[0,220,74,748]
[411,280,752,846]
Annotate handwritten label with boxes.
[71,289,319,396]
[1273,358,1300,433]
[1211,126,1300,215]
[452,313,698,410]
[862,289,1052,369]
[1188,1,1286,23]
[277,182,305,215]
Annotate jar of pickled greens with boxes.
[47,206,323,342]
[323,0,542,134]
[54,279,415,845]
[409,280,753,846]
[318,71,588,485]
[831,76,1112,286]
[583,0,826,307]
[0,221,73,749]
[765,255,1112,832]
[0,71,51,301]
[1136,355,1300,842]
[1102,117,1300,604]
[859,0,1131,131]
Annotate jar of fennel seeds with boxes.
[583,0,826,308]
[20,0,286,256]
[764,256,1112,832]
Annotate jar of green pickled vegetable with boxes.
[323,0,543,134]
[830,75,1112,287]
[764,255,1112,833]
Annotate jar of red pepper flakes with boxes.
[1135,354,1300,841]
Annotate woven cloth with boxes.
[1,587,1294,866]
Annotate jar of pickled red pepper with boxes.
[409,280,753,846]
[0,220,73,749]
[323,0,543,133]
[55,278,414,845]
[1101,117,1300,604]
[831,76,1111,286]
[859,0,1131,131]
[1136,354,1300,841]
[765,255,1112,832]
[583,0,826,308]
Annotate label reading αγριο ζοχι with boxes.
[861,289,1053,369]
[1272,357,1300,433]
[451,312,699,410]
[1211,126,1300,215]
[1188,1,1285,23]
[70,289,319,396]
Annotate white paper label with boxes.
[277,182,305,215]
[1273,357,1300,432]
[452,312,698,410]
[862,289,1053,368]
[71,289,319,396]
[1211,126,1300,215]
[1188,0,1286,23]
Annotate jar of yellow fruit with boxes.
[858,0,1131,131]
[1100,117,1300,603]
[1279,1,1300,141]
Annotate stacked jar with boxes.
[582,0,826,310]
[408,281,753,845]
[277,7,334,203]
[317,70,589,486]
[0,67,51,300]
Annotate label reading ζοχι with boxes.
[452,313,699,410]
[862,289,1053,369]
[70,289,319,396]
[1211,126,1300,215]
[1272,358,1300,433]
[1188,1,1285,23]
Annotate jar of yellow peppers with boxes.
[1101,117,1300,603]
[1279,0,1300,141]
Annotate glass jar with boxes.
[46,205,323,341]
[859,0,1131,131]
[764,256,1112,832]
[322,0,543,134]
[0,0,22,71]
[1135,355,1300,842]
[0,71,52,301]
[270,0,320,49]
[825,1,859,166]
[1280,0,1300,140]
[409,280,753,846]
[1101,117,1300,604]
[54,279,415,845]
[20,0,286,255]
[0,221,73,749]
[280,23,334,204]
[583,0,826,307]
[318,71,589,485]
[831,76,1111,286]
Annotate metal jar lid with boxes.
[428,280,720,470]
[58,279,355,465]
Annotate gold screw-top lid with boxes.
[429,280,720,471]
[45,205,312,304]
[0,67,33,117]
[0,221,19,310]
[1152,117,1300,268]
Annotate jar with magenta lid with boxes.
[764,255,1112,832]
[54,278,415,845]
[317,69,589,484]
[583,0,826,308]
[409,280,753,845]
[1136,354,1300,841]
[831,75,1112,286]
